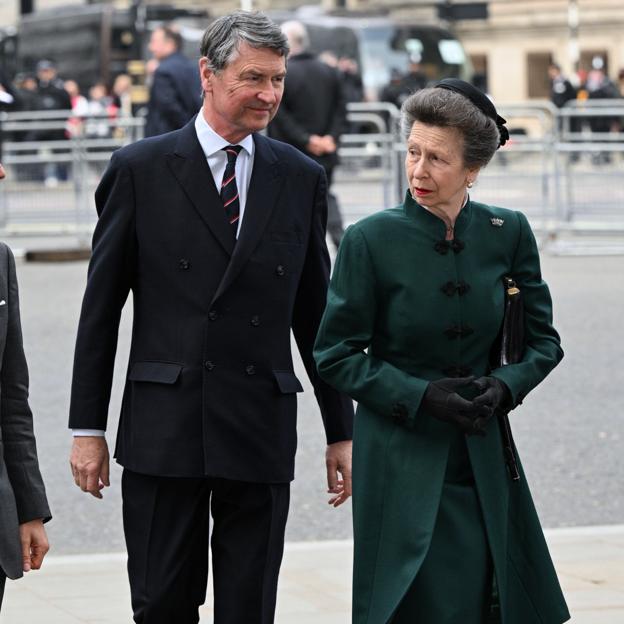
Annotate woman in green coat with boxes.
[314,80,570,624]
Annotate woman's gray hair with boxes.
[200,11,289,72]
[400,87,500,169]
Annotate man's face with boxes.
[149,29,174,61]
[38,68,56,83]
[200,42,286,143]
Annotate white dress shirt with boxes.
[73,112,256,438]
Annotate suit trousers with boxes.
[122,469,290,624]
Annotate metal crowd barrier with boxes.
[1,101,624,254]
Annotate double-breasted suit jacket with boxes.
[314,194,570,623]
[69,119,353,482]
[0,243,50,580]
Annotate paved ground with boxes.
[4,249,621,554]
[1,525,623,623]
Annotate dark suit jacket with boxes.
[69,120,353,482]
[0,244,50,580]
[268,52,346,171]
[144,52,202,138]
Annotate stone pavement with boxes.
[1,525,623,623]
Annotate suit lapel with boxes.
[211,134,284,304]
[166,120,235,257]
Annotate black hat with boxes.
[435,78,509,147]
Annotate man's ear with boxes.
[199,57,214,94]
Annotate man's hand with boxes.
[70,436,110,499]
[326,440,352,507]
[306,135,327,156]
[19,519,49,572]
[0,163,6,179]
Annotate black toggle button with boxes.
[444,324,474,339]
[179,259,190,270]
[442,365,473,378]
[441,281,471,297]
[208,310,218,321]
[441,281,457,297]
[434,239,464,255]
[245,364,256,376]
[203,360,215,371]
[250,315,260,327]
[391,402,408,425]
[275,265,285,277]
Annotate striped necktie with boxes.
[221,145,243,234]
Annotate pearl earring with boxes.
[467,181,474,188]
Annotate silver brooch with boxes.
[490,217,504,227]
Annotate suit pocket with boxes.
[273,370,304,394]
[128,361,183,384]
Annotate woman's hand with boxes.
[471,376,512,432]
[422,376,492,435]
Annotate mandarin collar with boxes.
[402,191,473,238]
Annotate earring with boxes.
[467,181,474,188]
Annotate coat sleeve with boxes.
[68,151,136,430]
[292,167,353,443]
[1,245,51,524]
[490,211,563,406]
[314,225,429,427]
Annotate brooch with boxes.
[490,217,505,227]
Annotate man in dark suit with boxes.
[144,25,202,137]
[0,163,51,610]
[268,21,347,249]
[69,11,353,624]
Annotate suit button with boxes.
[179,259,190,270]
[250,315,260,327]
[208,310,218,321]
[203,360,215,371]
[245,364,256,376]
[275,265,285,277]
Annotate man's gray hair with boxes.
[400,87,500,169]
[281,20,310,54]
[200,11,289,72]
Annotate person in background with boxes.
[144,25,201,137]
[85,82,117,139]
[64,80,89,138]
[34,60,71,185]
[548,63,577,108]
[314,79,570,624]
[269,20,347,250]
[0,163,52,612]
[381,53,428,109]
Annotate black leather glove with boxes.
[471,376,512,432]
[423,376,493,435]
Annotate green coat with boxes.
[314,194,570,624]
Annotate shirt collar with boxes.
[194,112,255,159]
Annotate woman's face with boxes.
[405,121,478,214]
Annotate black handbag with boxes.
[494,276,524,482]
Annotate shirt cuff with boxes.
[72,429,106,437]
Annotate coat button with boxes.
[275,265,285,276]
[245,364,256,376]
[179,259,190,270]
[208,310,218,321]
[203,360,215,371]
[250,315,260,327]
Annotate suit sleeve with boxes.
[329,71,348,141]
[490,211,563,406]
[292,168,353,443]
[314,225,429,428]
[69,151,136,430]
[1,245,51,524]
[150,68,191,130]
